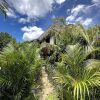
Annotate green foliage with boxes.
[54,44,100,100]
[0,43,41,99]
[0,32,15,51]
[55,24,83,45]
[53,17,66,25]
[0,22,100,100]
[45,93,58,100]
[42,24,100,100]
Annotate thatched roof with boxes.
[38,24,66,41]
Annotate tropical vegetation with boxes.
[0,32,15,51]
[0,17,100,100]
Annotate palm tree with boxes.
[54,44,100,100]
[0,42,41,99]
[0,0,8,16]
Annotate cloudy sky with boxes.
[0,0,100,41]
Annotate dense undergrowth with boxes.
[0,23,100,100]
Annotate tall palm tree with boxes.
[54,44,100,100]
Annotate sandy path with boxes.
[39,67,55,100]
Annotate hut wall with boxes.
[50,36,54,45]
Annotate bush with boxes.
[0,43,41,99]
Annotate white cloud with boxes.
[18,18,30,24]
[75,17,83,22]
[66,16,93,27]
[92,0,100,3]
[55,0,66,4]
[7,0,54,18]
[66,15,75,22]
[82,18,93,26]
[6,8,17,18]
[21,26,44,41]
[7,0,65,22]
[71,5,85,16]
[66,5,85,23]
[66,3,99,27]
[73,17,93,27]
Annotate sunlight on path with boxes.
[39,67,58,100]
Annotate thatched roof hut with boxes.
[37,24,66,44]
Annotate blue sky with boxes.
[0,0,100,42]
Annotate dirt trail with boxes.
[39,67,56,100]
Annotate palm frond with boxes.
[54,43,100,100]
[0,0,8,17]
[85,59,100,70]
[0,43,41,99]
